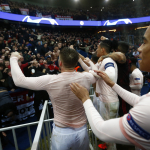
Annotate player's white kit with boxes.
[89,58,119,150]
[129,68,143,96]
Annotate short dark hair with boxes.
[59,47,79,69]
[91,54,99,64]
[54,44,58,48]
[130,58,137,66]
[118,41,129,54]
[100,40,111,53]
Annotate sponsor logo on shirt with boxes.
[135,78,140,80]
[104,63,114,69]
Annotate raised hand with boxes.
[84,57,91,64]
[10,52,22,59]
[101,36,107,41]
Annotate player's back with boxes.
[47,71,95,128]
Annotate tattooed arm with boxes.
[102,52,126,64]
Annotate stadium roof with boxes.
[12,0,138,9]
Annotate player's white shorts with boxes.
[93,92,101,112]
[51,123,89,150]
[99,100,119,120]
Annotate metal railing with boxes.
[31,101,53,150]
[0,86,99,150]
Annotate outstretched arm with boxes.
[83,99,130,145]
[95,70,140,106]
[130,84,143,90]
[78,58,91,71]
[10,52,52,91]
[70,83,130,145]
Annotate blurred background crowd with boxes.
[0,0,150,20]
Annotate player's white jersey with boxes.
[129,68,143,96]
[96,58,119,103]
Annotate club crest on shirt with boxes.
[127,114,131,121]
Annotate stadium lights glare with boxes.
[136,26,149,30]
[90,7,92,8]
[101,9,102,11]
[74,0,79,2]
[98,29,116,33]
[87,10,89,11]
[109,29,116,32]
[106,0,109,1]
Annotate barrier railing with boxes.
[31,101,53,150]
[0,118,39,150]
[0,86,99,150]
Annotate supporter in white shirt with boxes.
[129,58,143,96]
[10,47,96,150]
[133,50,139,58]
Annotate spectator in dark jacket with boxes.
[6,69,17,91]
[27,70,53,120]
[40,44,49,56]
[36,41,42,54]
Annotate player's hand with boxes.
[94,70,115,87]
[101,36,107,41]
[70,83,90,103]
[84,57,90,64]
[10,52,22,59]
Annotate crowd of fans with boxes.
[0,0,150,20]
[0,0,149,148]
[0,23,142,93]
[100,28,145,47]
[0,22,142,126]
[0,20,146,149]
